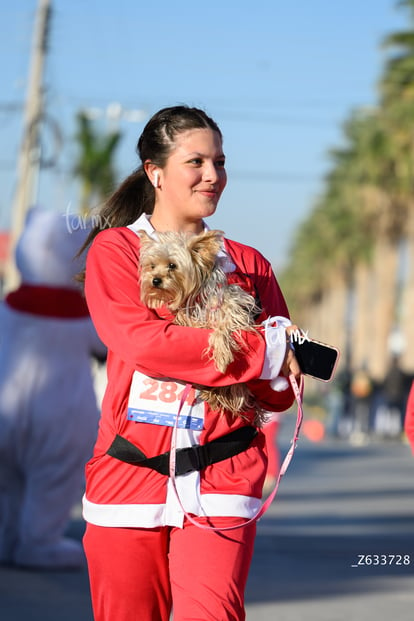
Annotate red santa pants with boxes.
[83,516,256,621]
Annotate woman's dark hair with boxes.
[78,105,222,258]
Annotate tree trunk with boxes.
[366,238,399,380]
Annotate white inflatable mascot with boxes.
[0,207,106,569]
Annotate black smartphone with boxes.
[292,338,340,382]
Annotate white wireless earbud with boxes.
[153,171,159,188]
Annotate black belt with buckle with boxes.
[106,426,258,477]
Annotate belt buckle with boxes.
[176,446,201,475]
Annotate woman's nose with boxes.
[202,161,219,183]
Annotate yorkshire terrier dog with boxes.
[138,229,265,423]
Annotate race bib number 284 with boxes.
[127,374,204,430]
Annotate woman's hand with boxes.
[280,324,302,380]
[259,317,302,391]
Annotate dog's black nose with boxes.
[152,277,162,287]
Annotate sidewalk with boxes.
[1,432,413,620]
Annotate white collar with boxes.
[128,213,235,273]
[128,213,156,238]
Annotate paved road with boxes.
[1,428,413,620]
[245,428,414,621]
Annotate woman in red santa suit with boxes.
[80,105,301,621]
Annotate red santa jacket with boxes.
[82,217,295,528]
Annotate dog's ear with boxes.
[188,230,224,270]
[137,230,153,251]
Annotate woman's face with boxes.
[154,128,227,230]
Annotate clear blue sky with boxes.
[0,0,407,268]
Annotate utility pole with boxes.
[3,0,52,292]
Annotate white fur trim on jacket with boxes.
[82,492,262,529]
[259,316,292,390]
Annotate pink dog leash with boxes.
[169,374,304,531]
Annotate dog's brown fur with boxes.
[138,229,266,423]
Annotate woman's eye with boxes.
[189,158,202,165]
[216,159,226,168]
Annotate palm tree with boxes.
[282,0,414,380]
[73,112,122,215]
[380,0,414,107]
[376,0,414,371]
[280,106,397,381]
[281,109,381,317]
